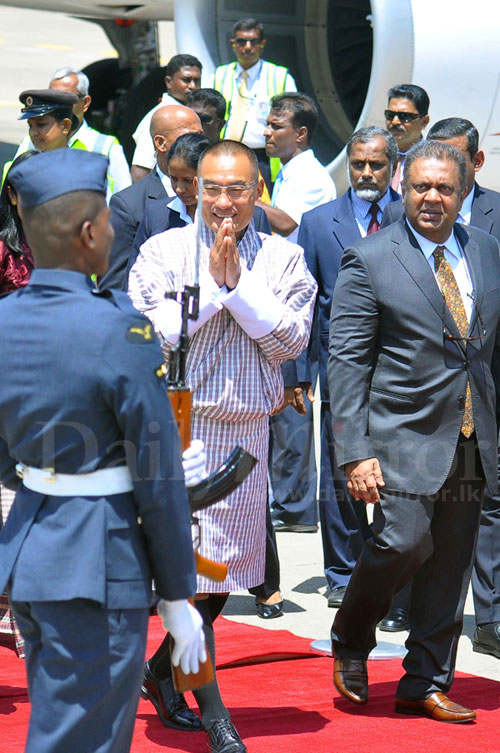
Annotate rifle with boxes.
[165,178,257,690]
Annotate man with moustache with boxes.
[384,84,430,192]
[297,127,399,607]
[328,139,500,721]
[128,139,316,752]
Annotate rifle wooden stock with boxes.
[168,387,191,450]
[168,386,225,692]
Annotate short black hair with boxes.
[0,150,39,255]
[198,139,258,181]
[403,140,466,195]
[269,92,318,143]
[232,18,264,40]
[186,88,226,121]
[164,54,202,78]
[427,117,479,161]
[387,84,429,116]
[166,132,213,171]
[346,126,398,166]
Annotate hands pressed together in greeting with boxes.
[209,218,241,290]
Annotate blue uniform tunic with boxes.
[0,268,196,753]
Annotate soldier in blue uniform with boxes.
[0,149,205,753]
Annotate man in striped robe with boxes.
[128,139,317,753]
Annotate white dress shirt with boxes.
[155,164,176,199]
[271,149,337,243]
[409,223,473,320]
[132,93,180,169]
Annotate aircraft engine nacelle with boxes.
[175,0,500,192]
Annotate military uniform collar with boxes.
[29,268,95,291]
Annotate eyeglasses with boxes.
[233,37,261,47]
[384,110,422,124]
[442,293,486,342]
[202,181,258,200]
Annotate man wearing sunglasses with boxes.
[384,84,430,192]
[213,17,297,191]
[328,139,500,722]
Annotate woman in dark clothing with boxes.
[0,151,38,296]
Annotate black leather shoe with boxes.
[472,622,500,659]
[141,661,202,731]
[333,656,368,705]
[328,586,347,608]
[255,598,283,619]
[379,607,409,632]
[206,719,247,753]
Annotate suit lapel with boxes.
[332,190,361,249]
[391,220,443,319]
[147,169,167,200]
[471,183,494,234]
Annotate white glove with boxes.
[182,439,207,487]
[157,598,207,675]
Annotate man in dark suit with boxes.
[297,127,399,607]
[328,139,500,721]
[382,117,500,655]
[99,104,203,290]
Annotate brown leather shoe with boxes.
[395,692,476,723]
[333,656,368,705]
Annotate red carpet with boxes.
[1,616,500,752]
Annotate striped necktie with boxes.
[433,245,474,437]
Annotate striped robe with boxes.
[129,219,316,591]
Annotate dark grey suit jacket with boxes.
[328,218,500,495]
[381,183,500,243]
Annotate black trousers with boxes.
[332,434,484,700]
[248,498,280,600]
[472,451,500,624]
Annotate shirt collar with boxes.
[350,188,393,220]
[29,268,95,291]
[235,59,262,84]
[68,118,88,146]
[458,186,474,223]
[406,221,462,263]
[169,195,193,224]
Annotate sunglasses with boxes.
[384,110,422,124]
[233,37,262,47]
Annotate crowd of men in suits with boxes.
[1,12,500,753]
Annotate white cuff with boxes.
[155,273,226,344]
[223,263,285,339]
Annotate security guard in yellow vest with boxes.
[213,17,297,190]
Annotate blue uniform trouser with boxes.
[12,598,149,753]
[269,401,318,527]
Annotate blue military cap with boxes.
[8,150,108,207]
[19,89,78,119]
